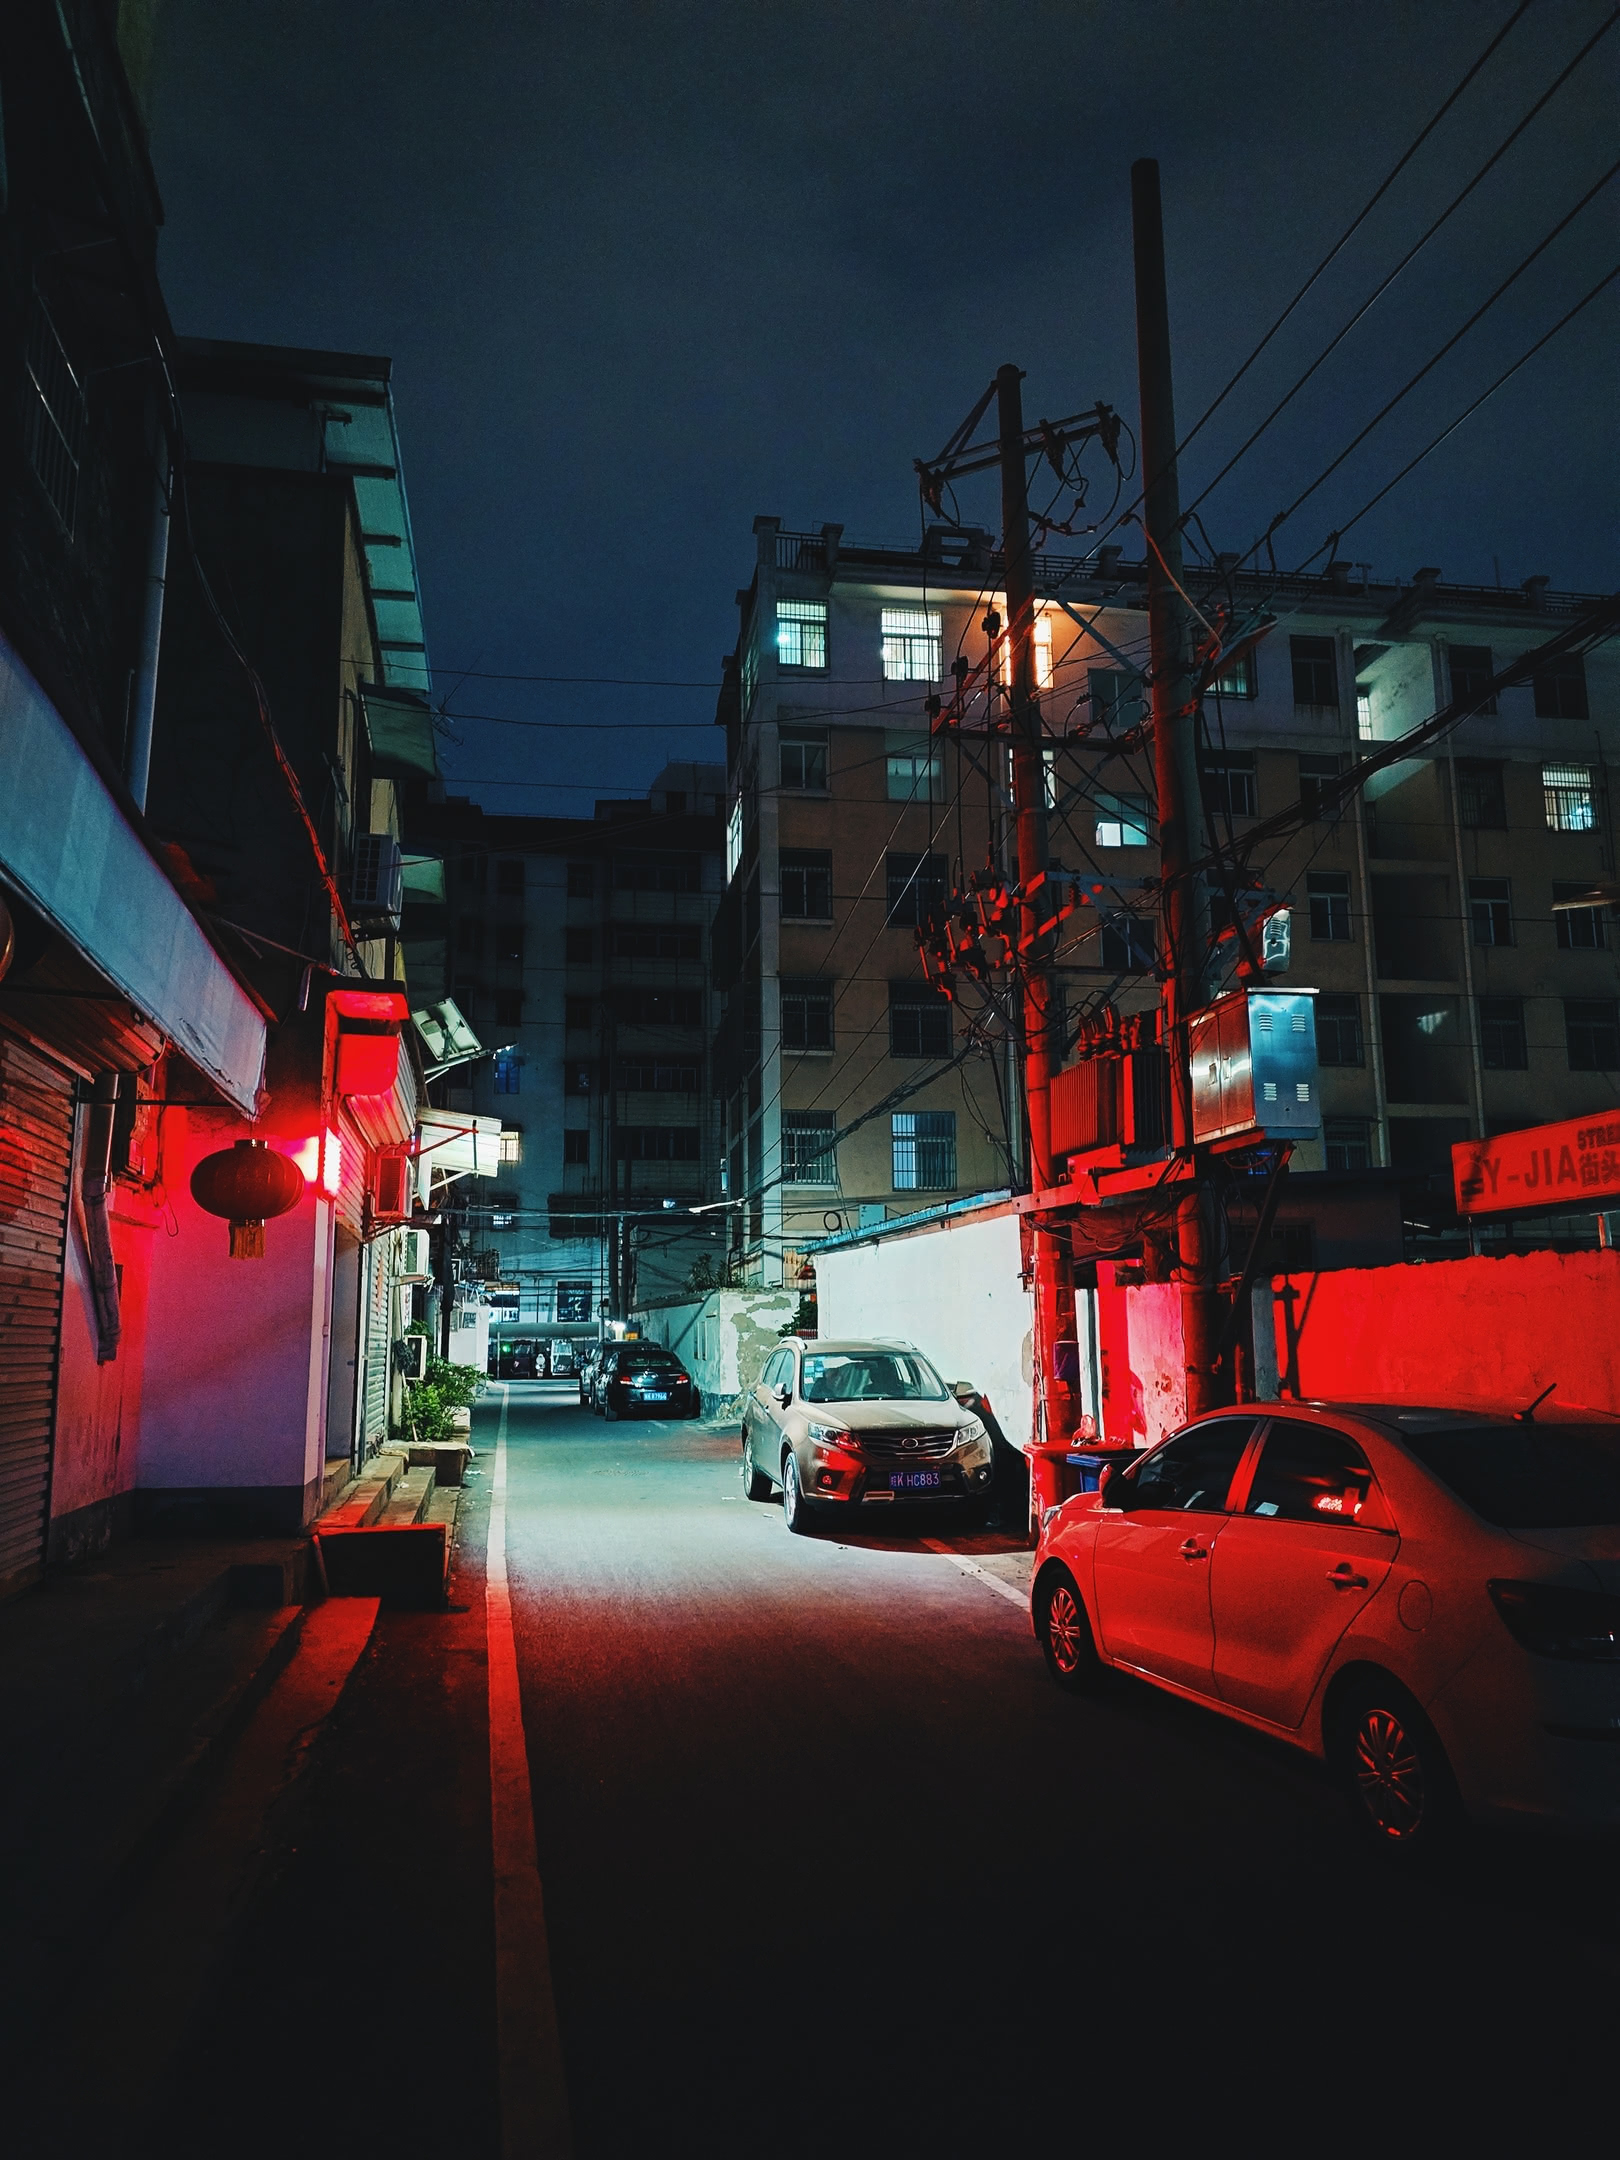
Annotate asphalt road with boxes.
[106,1382,1620,2156]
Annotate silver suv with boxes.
[740,1337,995,1534]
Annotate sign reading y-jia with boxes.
[1453,1113,1620,1217]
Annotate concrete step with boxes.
[378,1465,435,1527]
[316,1447,411,1533]
[314,1455,446,1603]
[397,1437,473,1486]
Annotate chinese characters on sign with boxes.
[1453,1114,1620,1216]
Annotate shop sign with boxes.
[1453,1113,1620,1216]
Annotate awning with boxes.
[0,631,266,1114]
[418,1109,503,1177]
[361,684,439,779]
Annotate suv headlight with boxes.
[807,1420,853,1448]
[955,1417,989,1453]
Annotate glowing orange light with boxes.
[290,1130,343,1199]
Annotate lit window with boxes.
[998,609,1053,691]
[740,635,758,714]
[726,797,743,882]
[881,607,942,682]
[499,1128,523,1164]
[886,735,943,803]
[1206,649,1257,699]
[777,599,827,670]
[783,1113,838,1186]
[1095,792,1151,848]
[1544,763,1595,832]
[494,1051,522,1095]
[1356,688,1374,740]
[891,1111,956,1191]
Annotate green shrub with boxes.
[424,1356,485,1409]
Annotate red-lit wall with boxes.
[1270,1248,1620,1415]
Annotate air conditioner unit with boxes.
[396,1227,433,1283]
[372,1147,411,1221]
[351,833,404,923]
[397,1333,428,1381]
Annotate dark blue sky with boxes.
[150,0,1619,817]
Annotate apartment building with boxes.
[717,518,1619,1281]
[413,764,726,1326]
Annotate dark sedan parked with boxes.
[595,1344,698,1420]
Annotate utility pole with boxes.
[997,363,1079,1449]
[1131,157,1222,1417]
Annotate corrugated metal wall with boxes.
[361,1235,393,1445]
[0,1031,74,1594]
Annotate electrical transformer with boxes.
[1189,988,1320,1146]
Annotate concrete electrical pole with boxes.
[1131,157,1222,1417]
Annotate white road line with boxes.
[922,1538,1032,1613]
[487,1383,574,2158]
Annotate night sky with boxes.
[149,1,1619,817]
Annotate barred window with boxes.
[781,850,833,920]
[1543,762,1595,833]
[892,1111,956,1191]
[783,1112,837,1186]
[780,727,829,790]
[781,979,833,1052]
[777,599,828,670]
[1566,999,1620,1071]
[881,607,942,682]
[1554,882,1609,951]
[1324,1118,1373,1171]
[889,982,951,1059]
[1479,997,1527,1070]
[499,1127,524,1163]
[1316,994,1364,1066]
[885,851,947,927]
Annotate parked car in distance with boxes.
[595,1343,697,1420]
[549,1340,577,1378]
[740,1337,994,1533]
[1030,1400,1620,1851]
[575,1341,605,1407]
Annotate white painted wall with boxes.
[813,1210,1045,1449]
[639,1287,799,1413]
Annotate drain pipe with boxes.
[125,449,172,812]
[81,1074,123,1363]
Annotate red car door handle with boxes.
[1327,1563,1369,1590]
[1179,1538,1208,1562]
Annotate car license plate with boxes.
[642,1389,669,1401]
[887,1469,941,1492]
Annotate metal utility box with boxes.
[1190,989,1320,1145]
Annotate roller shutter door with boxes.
[361,1236,393,1445]
[0,1031,74,1593]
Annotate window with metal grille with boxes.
[881,607,942,682]
[614,1126,700,1161]
[1095,791,1151,848]
[891,1111,955,1191]
[1356,686,1374,740]
[1316,994,1364,1066]
[781,850,833,920]
[1200,754,1257,819]
[1534,654,1588,721]
[618,1061,700,1092]
[1308,873,1352,941]
[613,852,701,892]
[780,727,829,790]
[889,983,951,1059]
[1479,996,1527,1070]
[1543,762,1595,832]
[1566,999,1620,1071]
[563,1129,589,1164]
[1457,759,1507,829]
[1089,669,1143,730]
[1290,635,1338,709]
[1100,914,1155,971]
[1470,878,1513,947]
[1447,645,1496,715]
[777,599,827,670]
[781,980,833,1052]
[1324,1117,1373,1171]
[499,1127,523,1163]
[885,734,944,803]
[23,296,87,537]
[885,851,946,927]
[566,861,593,898]
[557,1282,592,1322]
[1299,753,1347,821]
[1554,882,1609,950]
[609,925,701,959]
[1206,649,1257,699]
[784,1113,837,1185]
[564,928,593,963]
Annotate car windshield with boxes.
[800,1352,948,1403]
[1398,1422,1620,1529]
[621,1351,678,1370]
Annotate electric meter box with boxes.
[1190,988,1320,1145]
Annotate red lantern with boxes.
[190,1138,306,1259]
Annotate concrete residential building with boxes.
[718,519,1620,1284]
[412,763,726,1333]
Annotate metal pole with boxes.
[997,363,1077,1450]
[1131,158,1222,1418]
[125,448,171,811]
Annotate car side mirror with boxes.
[952,1381,976,1403]
[773,1382,791,1407]
[1099,1463,1132,1510]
